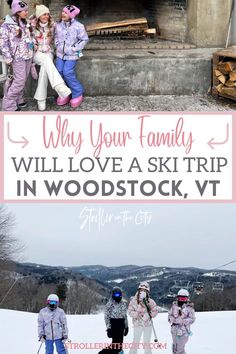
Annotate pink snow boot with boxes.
[70,95,83,108]
[56,96,71,106]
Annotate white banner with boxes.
[2,113,234,201]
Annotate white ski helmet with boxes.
[138,281,150,292]
[47,294,59,303]
[177,289,189,297]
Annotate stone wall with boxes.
[187,0,232,47]
[155,0,187,42]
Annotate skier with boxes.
[168,288,195,354]
[38,294,68,354]
[128,282,158,354]
[99,287,129,354]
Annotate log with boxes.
[225,79,235,87]
[217,62,229,75]
[214,69,222,77]
[224,61,236,72]
[221,86,236,97]
[217,61,236,74]
[216,83,224,93]
[144,28,157,35]
[87,23,148,36]
[218,74,226,84]
[86,17,148,32]
[229,71,236,81]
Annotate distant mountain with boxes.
[73,264,236,304]
[14,263,236,311]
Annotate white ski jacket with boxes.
[38,306,68,340]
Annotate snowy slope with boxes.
[0,309,234,353]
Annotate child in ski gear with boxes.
[99,287,129,354]
[54,5,89,108]
[38,293,68,354]
[168,288,195,354]
[128,282,158,354]
[0,0,33,111]
[30,5,71,111]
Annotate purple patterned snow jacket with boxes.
[0,15,33,64]
[168,301,195,337]
[38,306,68,340]
[54,19,89,60]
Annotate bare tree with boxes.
[0,206,25,306]
[0,205,24,268]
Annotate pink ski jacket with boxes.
[128,293,158,327]
[30,16,55,54]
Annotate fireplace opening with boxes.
[80,0,156,26]
[49,0,188,44]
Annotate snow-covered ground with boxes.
[0,309,234,353]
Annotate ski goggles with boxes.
[177,296,188,302]
[139,285,149,292]
[112,292,122,298]
[47,300,58,305]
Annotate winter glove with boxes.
[61,335,68,341]
[124,327,129,336]
[107,328,112,338]
[5,59,12,65]
[39,335,46,342]
[77,51,83,58]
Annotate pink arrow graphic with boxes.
[207,123,229,150]
[7,122,29,148]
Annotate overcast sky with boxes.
[5,203,236,271]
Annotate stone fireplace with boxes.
[45,0,233,47]
[0,0,233,46]
[49,0,188,42]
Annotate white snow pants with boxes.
[129,326,153,354]
[33,51,64,100]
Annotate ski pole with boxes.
[37,342,43,354]
[143,299,159,343]
[63,338,71,354]
[150,318,158,343]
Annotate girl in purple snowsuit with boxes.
[0,0,34,111]
[54,5,89,108]
[168,289,195,354]
[38,294,68,354]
